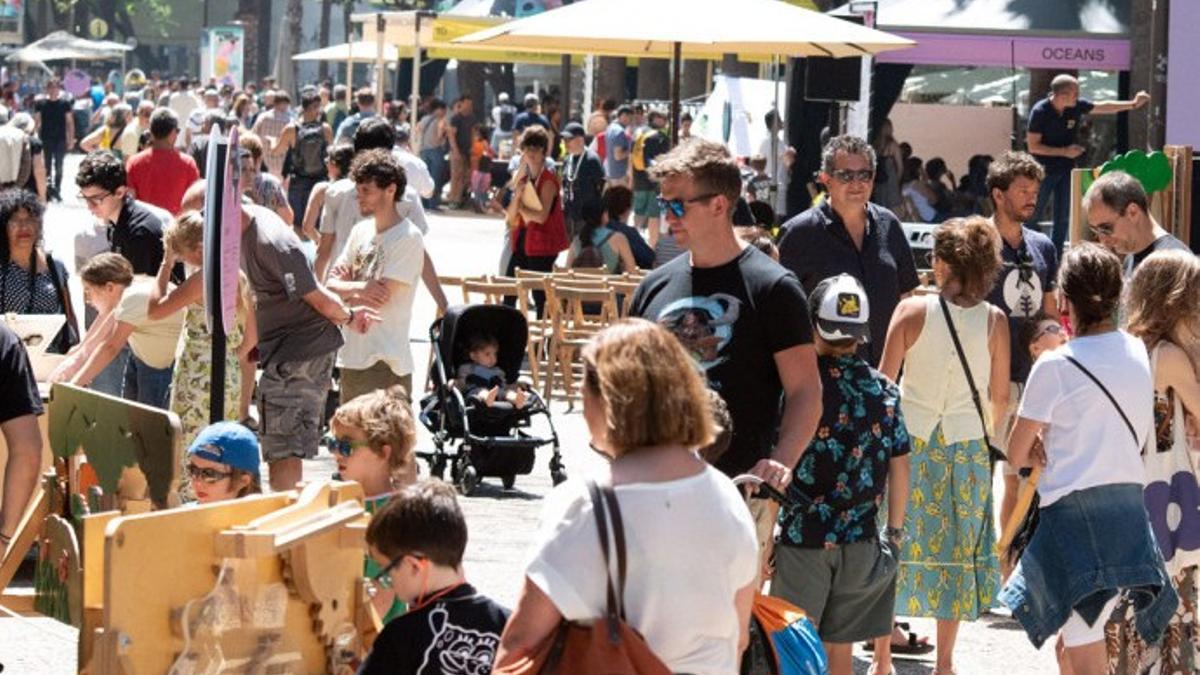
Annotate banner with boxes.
[0,0,23,45]
[201,27,244,89]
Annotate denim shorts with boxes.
[257,351,335,462]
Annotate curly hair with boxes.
[350,148,406,202]
[519,125,550,154]
[76,150,127,192]
[1059,242,1123,335]
[1125,250,1200,347]
[0,188,44,264]
[331,385,416,474]
[986,151,1045,194]
[582,319,715,455]
[932,216,1001,304]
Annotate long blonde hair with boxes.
[1125,250,1200,348]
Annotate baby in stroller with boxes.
[455,334,528,409]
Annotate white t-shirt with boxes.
[526,467,758,675]
[334,218,424,376]
[1018,330,1154,506]
[115,277,185,369]
[320,178,429,270]
[393,148,435,200]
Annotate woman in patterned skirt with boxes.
[878,216,1008,675]
[1110,250,1200,674]
[147,211,256,498]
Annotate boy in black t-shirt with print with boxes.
[360,480,509,675]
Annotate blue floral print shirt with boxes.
[778,354,911,548]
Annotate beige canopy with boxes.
[292,41,402,63]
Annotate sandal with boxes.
[862,622,934,654]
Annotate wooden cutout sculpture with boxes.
[89,481,371,674]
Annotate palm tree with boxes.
[273,0,305,92]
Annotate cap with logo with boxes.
[809,273,871,343]
[187,421,261,478]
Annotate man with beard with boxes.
[984,151,1059,550]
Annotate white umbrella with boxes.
[455,0,915,143]
[292,41,402,62]
[6,30,133,63]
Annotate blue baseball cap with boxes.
[187,422,261,478]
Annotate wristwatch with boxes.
[884,526,905,543]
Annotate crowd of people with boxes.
[0,67,1193,675]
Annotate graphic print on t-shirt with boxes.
[417,605,502,675]
[655,294,742,369]
[347,238,382,281]
[1000,262,1044,319]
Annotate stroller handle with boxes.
[731,474,796,509]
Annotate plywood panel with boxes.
[889,103,1015,179]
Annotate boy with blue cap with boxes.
[184,421,262,504]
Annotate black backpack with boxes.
[573,230,615,270]
[293,121,328,179]
[498,105,516,133]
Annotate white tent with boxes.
[6,31,133,65]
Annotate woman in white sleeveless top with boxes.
[875,216,1009,675]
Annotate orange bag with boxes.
[496,482,671,675]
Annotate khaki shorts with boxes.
[258,351,336,462]
[340,360,412,405]
[771,539,898,644]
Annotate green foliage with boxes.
[1099,150,1174,194]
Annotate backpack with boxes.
[0,128,27,185]
[498,104,516,133]
[630,129,661,172]
[13,137,32,189]
[573,230,615,270]
[293,121,328,179]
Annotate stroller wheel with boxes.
[457,463,480,495]
[551,468,567,486]
[501,473,516,490]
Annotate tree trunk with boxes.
[681,59,710,99]
[596,56,626,106]
[273,0,304,93]
[318,0,333,82]
[636,58,670,101]
[457,60,487,114]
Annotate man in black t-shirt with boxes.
[560,122,605,242]
[75,151,173,277]
[630,139,822,571]
[33,78,75,202]
[0,324,44,559]
[446,95,476,209]
[1083,170,1191,277]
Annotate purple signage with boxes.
[875,32,1131,71]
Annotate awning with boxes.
[6,30,133,64]
[292,41,401,63]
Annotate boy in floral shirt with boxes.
[770,274,911,675]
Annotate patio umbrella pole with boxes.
[411,12,426,132]
[670,41,681,146]
[771,54,781,208]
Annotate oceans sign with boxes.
[876,33,1130,71]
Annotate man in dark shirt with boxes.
[631,110,670,248]
[1083,170,1191,277]
[560,121,605,242]
[778,135,920,367]
[630,139,822,572]
[75,150,174,277]
[1025,74,1150,252]
[0,323,44,559]
[33,78,75,202]
[511,93,549,137]
[446,95,476,209]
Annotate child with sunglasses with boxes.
[360,480,509,675]
[326,385,417,624]
[184,422,262,504]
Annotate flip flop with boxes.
[862,622,934,654]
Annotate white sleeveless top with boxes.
[900,294,993,444]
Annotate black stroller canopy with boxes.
[439,304,529,385]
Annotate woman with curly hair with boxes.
[0,188,76,353]
[876,216,1008,675]
[1108,249,1200,673]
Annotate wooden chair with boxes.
[514,276,551,390]
[608,279,641,318]
[543,282,617,407]
[461,277,520,306]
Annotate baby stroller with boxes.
[419,303,567,494]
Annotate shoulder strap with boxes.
[598,230,616,247]
[938,295,995,453]
[586,480,623,642]
[1064,355,1140,447]
[44,252,77,336]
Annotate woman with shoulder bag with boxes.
[0,188,77,354]
[874,216,1008,675]
[1003,243,1177,675]
[1106,249,1200,673]
[495,319,760,675]
[503,125,567,315]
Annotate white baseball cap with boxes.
[809,274,871,343]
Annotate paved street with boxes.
[0,154,1057,674]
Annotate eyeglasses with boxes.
[77,190,112,207]
[656,192,719,218]
[371,551,426,589]
[1089,221,1116,237]
[321,434,371,457]
[828,169,875,184]
[185,463,234,484]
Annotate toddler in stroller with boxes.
[456,334,528,409]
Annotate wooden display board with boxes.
[89,481,371,675]
[1069,145,1195,248]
